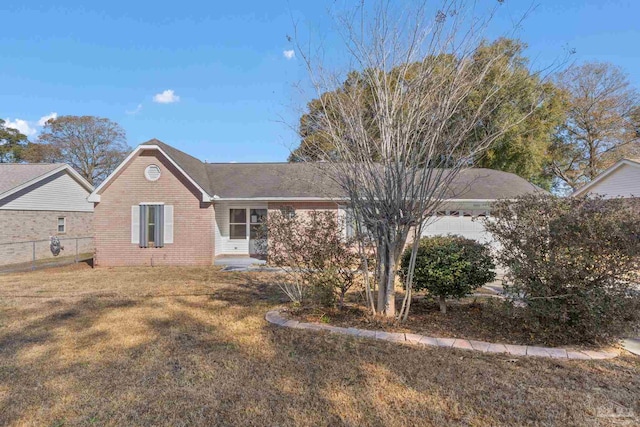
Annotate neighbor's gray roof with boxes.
[0,163,65,196]
[140,139,544,200]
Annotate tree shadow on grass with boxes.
[0,278,639,426]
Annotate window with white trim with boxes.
[57,217,66,233]
[229,209,247,240]
[131,204,174,247]
[141,205,163,247]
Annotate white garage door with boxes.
[421,210,494,245]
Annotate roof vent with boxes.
[145,164,161,182]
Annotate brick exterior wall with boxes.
[94,151,214,267]
[0,210,93,266]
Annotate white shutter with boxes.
[131,205,140,244]
[164,205,174,244]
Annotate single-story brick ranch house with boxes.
[0,163,94,266]
[88,139,542,267]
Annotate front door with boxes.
[249,208,267,257]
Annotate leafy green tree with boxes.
[467,39,567,189]
[0,119,29,163]
[290,38,566,189]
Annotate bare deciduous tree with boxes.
[551,62,640,192]
[294,0,555,319]
[35,115,130,185]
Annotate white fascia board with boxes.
[210,196,495,202]
[571,159,640,197]
[88,144,211,203]
[59,165,94,193]
[0,164,93,203]
[209,196,350,202]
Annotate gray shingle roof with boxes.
[139,139,544,200]
[0,163,65,196]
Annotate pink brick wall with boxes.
[94,151,214,267]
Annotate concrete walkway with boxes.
[214,256,266,271]
[265,310,622,360]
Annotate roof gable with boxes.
[88,140,211,202]
[572,159,640,197]
[0,163,93,203]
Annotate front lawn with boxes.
[0,264,638,426]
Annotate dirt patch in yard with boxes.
[0,264,638,426]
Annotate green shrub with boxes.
[485,194,640,344]
[400,235,496,313]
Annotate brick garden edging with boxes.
[265,310,620,360]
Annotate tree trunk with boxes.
[439,295,447,314]
[377,243,396,317]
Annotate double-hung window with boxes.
[57,217,66,233]
[143,205,163,247]
[229,209,247,240]
[131,204,174,248]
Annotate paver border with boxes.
[265,309,620,360]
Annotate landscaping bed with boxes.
[286,295,630,349]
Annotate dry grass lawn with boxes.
[0,264,638,426]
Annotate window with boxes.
[249,209,267,240]
[344,207,355,237]
[57,217,66,233]
[139,204,164,248]
[342,206,373,239]
[147,205,157,246]
[229,208,247,240]
[279,205,296,219]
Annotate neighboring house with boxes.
[88,139,542,267]
[572,158,640,198]
[0,163,94,266]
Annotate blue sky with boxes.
[2,0,639,163]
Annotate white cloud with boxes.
[37,112,58,126]
[153,89,180,104]
[283,49,295,60]
[126,104,143,115]
[4,118,37,136]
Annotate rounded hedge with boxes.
[400,235,496,312]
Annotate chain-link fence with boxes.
[0,236,94,270]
